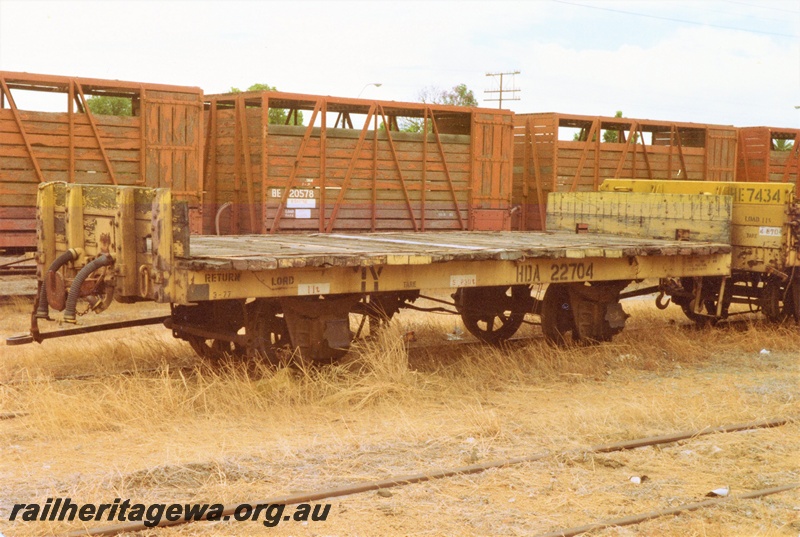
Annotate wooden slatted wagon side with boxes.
[202,92,515,236]
[0,71,204,251]
[737,126,800,187]
[512,112,738,231]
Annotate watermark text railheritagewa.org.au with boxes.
[8,498,331,528]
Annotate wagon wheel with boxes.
[540,284,578,344]
[173,300,248,361]
[678,304,715,326]
[244,300,292,363]
[676,277,728,326]
[454,285,531,344]
[761,278,796,323]
[186,336,247,361]
[793,281,800,322]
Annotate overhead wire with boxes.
[721,0,800,15]
[550,0,799,39]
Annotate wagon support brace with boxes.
[271,101,323,233]
[427,106,467,230]
[0,77,46,183]
[73,82,119,185]
[369,105,418,232]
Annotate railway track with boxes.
[60,416,797,537]
[5,302,796,536]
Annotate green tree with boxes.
[773,138,794,151]
[572,111,632,143]
[229,83,303,125]
[401,83,478,132]
[602,111,624,143]
[420,83,479,107]
[85,96,132,116]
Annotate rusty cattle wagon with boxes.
[737,127,800,187]
[0,71,204,251]
[202,92,514,235]
[512,112,738,230]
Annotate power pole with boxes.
[485,71,520,109]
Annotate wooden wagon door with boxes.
[470,112,513,230]
[706,127,737,182]
[143,91,203,232]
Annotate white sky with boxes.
[0,0,799,128]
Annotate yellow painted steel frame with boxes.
[36,182,186,303]
[179,254,729,304]
[600,179,799,272]
[36,182,731,309]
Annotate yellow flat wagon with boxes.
[15,182,733,361]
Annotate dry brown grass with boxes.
[1,297,799,536]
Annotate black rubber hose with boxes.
[63,255,114,323]
[36,248,80,319]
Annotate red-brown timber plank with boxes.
[161,96,174,188]
[261,94,270,234]
[0,206,35,218]
[0,217,36,230]
[372,112,378,231]
[491,121,502,199]
[0,231,35,248]
[528,116,546,230]
[233,98,242,233]
[68,81,75,183]
[185,94,201,206]
[237,95,257,232]
[593,122,600,190]
[139,86,147,185]
[421,109,428,231]
[205,98,218,233]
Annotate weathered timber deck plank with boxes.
[178,231,731,272]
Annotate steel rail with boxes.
[62,416,796,537]
[535,483,799,537]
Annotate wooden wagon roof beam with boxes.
[204,90,489,118]
[0,70,201,94]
